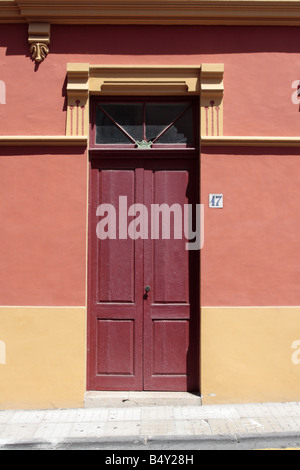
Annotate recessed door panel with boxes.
[152,320,190,375]
[152,170,189,304]
[96,319,135,375]
[97,170,135,303]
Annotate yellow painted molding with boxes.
[4,1,300,26]
[202,305,300,308]
[201,136,300,146]
[0,305,86,308]
[66,63,90,138]
[201,64,224,137]
[0,1,21,22]
[66,63,224,138]
[2,135,299,148]
[89,65,201,95]
[0,135,87,146]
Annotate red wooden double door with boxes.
[88,154,199,391]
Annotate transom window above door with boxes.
[92,99,198,149]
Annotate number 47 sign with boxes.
[209,194,223,208]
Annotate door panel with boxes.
[88,160,144,390]
[152,320,190,375]
[88,156,199,392]
[143,159,199,391]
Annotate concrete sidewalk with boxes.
[1,400,300,449]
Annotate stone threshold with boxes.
[84,391,202,408]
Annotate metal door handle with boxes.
[145,285,151,293]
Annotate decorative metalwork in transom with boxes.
[94,100,197,149]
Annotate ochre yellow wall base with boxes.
[2,305,300,408]
[0,307,86,410]
[201,307,300,405]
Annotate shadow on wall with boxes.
[1,25,300,56]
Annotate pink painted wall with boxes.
[0,25,300,136]
[0,147,87,306]
[201,147,300,306]
[0,24,300,306]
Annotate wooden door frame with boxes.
[79,63,221,393]
[87,149,200,392]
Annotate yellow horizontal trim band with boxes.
[202,306,300,308]
[0,136,88,146]
[201,136,300,147]
[0,306,86,309]
[3,1,300,26]
[1,305,299,309]
[1,135,299,148]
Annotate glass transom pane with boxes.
[96,103,144,144]
[95,100,195,147]
[146,103,193,144]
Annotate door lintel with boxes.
[66,63,224,138]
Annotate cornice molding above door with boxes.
[2,1,300,26]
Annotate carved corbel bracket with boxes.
[66,63,90,137]
[28,23,50,63]
[201,64,224,137]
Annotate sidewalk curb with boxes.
[1,431,300,450]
